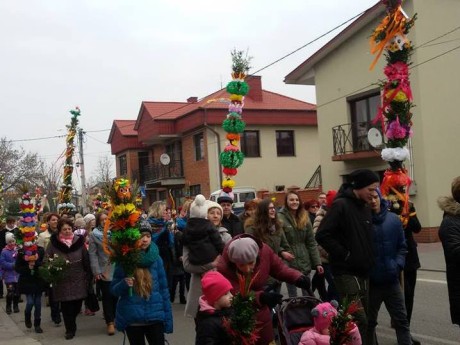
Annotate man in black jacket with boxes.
[316,169,380,345]
[217,194,243,237]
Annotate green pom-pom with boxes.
[227,112,242,119]
[226,81,250,96]
[223,118,246,133]
[220,151,245,168]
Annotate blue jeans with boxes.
[25,293,42,320]
[367,282,412,345]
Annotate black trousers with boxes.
[170,273,185,301]
[404,269,417,324]
[48,287,61,322]
[96,280,118,324]
[61,299,83,335]
[125,322,165,345]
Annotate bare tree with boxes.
[39,163,62,212]
[91,155,115,185]
[0,138,45,192]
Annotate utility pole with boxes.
[78,128,88,214]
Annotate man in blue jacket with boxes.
[367,189,413,345]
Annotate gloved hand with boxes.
[295,275,312,293]
[260,292,283,308]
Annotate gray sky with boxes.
[1,0,377,191]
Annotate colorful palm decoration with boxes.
[219,49,252,198]
[103,178,142,296]
[370,0,416,224]
[57,107,80,215]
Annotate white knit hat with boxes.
[83,213,96,224]
[5,232,15,244]
[205,200,223,219]
[190,194,208,219]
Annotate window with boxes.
[138,151,149,183]
[194,133,204,161]
[189,184,201,196]
[118,155,127,176]
[349,91,380,151]
[240,130,260,157]
[276,130,295,156]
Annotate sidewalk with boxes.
[418,242,446,272]
[0,302,41,345]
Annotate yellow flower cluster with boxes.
[386,90,407,102]
[222,178,236,189]
[112,203,137,217]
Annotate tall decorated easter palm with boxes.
[370,0,416,225]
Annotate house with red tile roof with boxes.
[108,76,320,207]
[284,0,460,242]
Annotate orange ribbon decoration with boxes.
[369,6,408,70]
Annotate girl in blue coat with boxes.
[111,221,173,345]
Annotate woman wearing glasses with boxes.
[278,191,323,297]
[304,199,320,225]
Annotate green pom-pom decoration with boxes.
[220,150,245,168]
[223,118,246,133]
[111,227,141,244]
[226,81,250,96]
[227,112,242,119]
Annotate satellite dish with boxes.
[367,128,383,148]
[160,153,171,166]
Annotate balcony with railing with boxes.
[132,159,184,186]
[331,121,382,161]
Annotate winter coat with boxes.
[316,184,374,277]
[217,234,302,345]
[218,226,232,244]
[403,204,422,271]
[182,218,224,266]
[312,206,330,264]
[171,230,185,276]
[278,209,321,274]
[37,228,53,250]
[15,246,47,294]
[88,227,114,281]
[221,213,243,237]
[369,204,407,286]
[244,219,292,258]
[0,245,19,283]
[111,243,173,333]
[183,246,216,318]
[148,217,174,279]
[298,323,361,345]
[45,234,90,302]
[438,196,460,325]
[195,296,232,345]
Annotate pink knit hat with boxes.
[201,271,233,306]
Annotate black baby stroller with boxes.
[275,295,322,345]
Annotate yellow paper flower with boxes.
[229,94,243,102]
[386,90,407,102]
[222,179,236,189]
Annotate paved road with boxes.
[1,243,458,345]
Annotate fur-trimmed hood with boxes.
[438,196,460,216]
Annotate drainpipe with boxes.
[203,106,223,189]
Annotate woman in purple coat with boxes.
[217,234,310,345]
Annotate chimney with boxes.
[246,75,263,101]
[187,96,198,103]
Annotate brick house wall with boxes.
[182,130,211,197]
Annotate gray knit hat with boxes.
[228,237,259,264]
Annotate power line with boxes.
[9,134,66,143]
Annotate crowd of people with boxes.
[1,170,460,344]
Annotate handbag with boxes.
[86,284,100,312]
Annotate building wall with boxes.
[182,130,211,197]
[206,124,320,195]
[312,0,459,228]
[410,0,460,226]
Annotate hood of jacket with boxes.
[372,189,389,225]
[438,196,460,216]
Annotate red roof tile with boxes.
[113,120,137,136]
[139,88,316,121]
